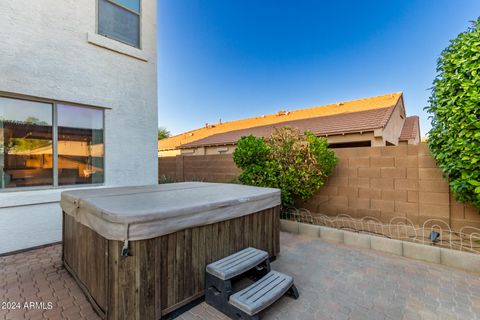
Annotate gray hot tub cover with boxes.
[61,182,281,242]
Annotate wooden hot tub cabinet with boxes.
[61,183,280,320]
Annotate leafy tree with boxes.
[425,18,480,208]
[24,116,48,126]
[158,127,171,140]
[233,127,337,208]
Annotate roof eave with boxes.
[179,128,382,149]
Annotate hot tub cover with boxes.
[61,182,281,242]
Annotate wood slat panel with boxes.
[155,237,163,318]
[205,224,213,265]
[197,226,206,292]
[137,239,156,320]
[166,232,176,308]
[183,228,193,300]
[107,241,119,320]
[159,237,168,312]
[175,230,185,303]
[63,206,280,319]
[234,217,243,252]
[274,207,280,255]
[267,208,273,254]
[210,223,219,262]
[191,227,200,296]
[117,242,137,319]
[62,213,107,312]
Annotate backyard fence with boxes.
[158,154,240,183]
[158,143,480,230]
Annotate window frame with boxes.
[0,93,106,192]
[96,0,142,49]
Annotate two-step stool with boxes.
[205,247,299,320]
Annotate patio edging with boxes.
[280,219,480,274]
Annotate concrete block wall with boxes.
[159,154,240,183]
[158,156,177,181]
[298,142,480,229]
[158,142,480,229]
[183,155,240,182]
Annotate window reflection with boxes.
[0,97,53,188]
[57,105,104,185]
[98,0,140,48]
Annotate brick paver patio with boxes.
[1,232,480,320]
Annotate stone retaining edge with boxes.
[280,219,480,274]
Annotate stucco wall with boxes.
[381,98,406,146]
[0,0,158,253]
[0,203,62,254]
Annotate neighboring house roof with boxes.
[399,116,420,142]
[180,106,396,148]
[159,92,403,151]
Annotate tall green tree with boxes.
[425,18,480,208]
[158,127,171,140]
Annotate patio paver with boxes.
[2,232,480,320]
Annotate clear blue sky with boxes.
[157,1,480,136]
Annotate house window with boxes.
[98,0,141,48]
[57,105,104,186]
[0,98,53,188]
[0,96,104,190]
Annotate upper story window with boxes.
[0,96,104,190]
[98,0,141,48]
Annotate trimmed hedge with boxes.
[426,18,480,208]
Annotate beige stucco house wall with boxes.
[376,97,406,146]
[0,0,158,254]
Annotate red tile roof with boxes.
[399,116,420,141]
[159,92,403,150]
[180,106,396,148]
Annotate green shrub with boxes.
[233,134,270,169]
[233,127,337,208]
[425,18,480,209]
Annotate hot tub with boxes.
[61,182,281,320]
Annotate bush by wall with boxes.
[426,18,480,209]
[233,127,337,208]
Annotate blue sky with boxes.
[157,1,480,136]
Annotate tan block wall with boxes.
[159,154,240,183]
[158,156,177,181]
[158,142,480,228]
[298,143,480,228]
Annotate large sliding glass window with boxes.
[0,98,53,188]
[98,0,141,48]
[0,96,104,190]
[57,105,104,185]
